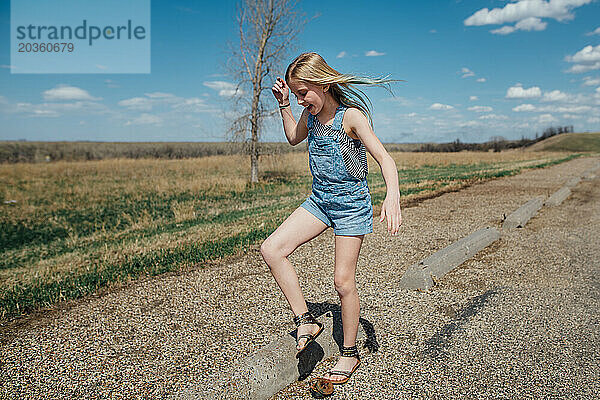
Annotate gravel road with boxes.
[1,156,598,399]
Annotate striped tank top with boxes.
[309,107,369,180]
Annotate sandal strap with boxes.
[325,370,352,378]
[340,345,359,358]
[293,311,317,327]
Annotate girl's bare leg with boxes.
[325,234,364,382]
[260,206,329,350]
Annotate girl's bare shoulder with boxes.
[342,107,369,139]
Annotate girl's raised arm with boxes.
[272,77,309,146]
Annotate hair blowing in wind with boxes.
[285,52,404,129]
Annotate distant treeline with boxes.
[0,125,575,163]
[0,140,307,164]
[413,125,575,153]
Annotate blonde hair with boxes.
[285,52,402,129]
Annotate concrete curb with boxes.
[565,176,581,188]
[502,196,545,230]
[578,162,600,181]
[582,170,596,180]
[188,311,365,400]
[545,186,572,207]
[399,227,501,291]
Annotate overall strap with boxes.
[307,111,314,130]
[331,105,347,131]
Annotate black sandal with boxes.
[322,345,361,385]
[293,311,324,358]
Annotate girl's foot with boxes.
[296,322,321,352]
[323,356,360,383]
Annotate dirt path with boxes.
[1,156,598,399]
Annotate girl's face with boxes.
[287,79,329,115]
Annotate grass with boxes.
[0,150,583,321]
[528,132,600,153]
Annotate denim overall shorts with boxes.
[300,105,373,236]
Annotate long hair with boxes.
[285,52,402,129]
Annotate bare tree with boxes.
[225,0,312,183]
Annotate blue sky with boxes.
[1,0,599,143]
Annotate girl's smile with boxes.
[287,79,339,120]
[287,80,328,115]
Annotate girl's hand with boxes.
[379,191,403,235]
[272,77,290,106]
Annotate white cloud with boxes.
[586,27,600,36]
[170,97,211,112]
[588,116,600,123]
[469,96,479,101]
[464,0,592,26]
[145,92,176,98]
[491,25,516,35]
[125,113,163,126]
[406,112,417,117]
[566,44,600,63]
[365,50,385,57]
[479,114,509,120]
[476,78,487,83]
[459,121,479,128]
[515,17,548,31]
[537,113,558,124]
[490,17,548,35]
[468,106,493,112]
[537,104,592,113]
[8,100,109,118]
[513,104,536,112]
[461,67,475,78]
[513,101,594,114]
[565,45,600,73]
[567,62,600,73]
[429,29,437,34]
[506,84,542,99]
[336,51,347,58]
[430,103,454,110]
[583,76,600,86]
[203,81,242,97]
[561,113,579,119]
[118,92,214,114]
[385,96,412,106]
[13,103,60,117]
[43,85,101,101]
[1,92,111,119]
[542,90,569,102]
[118,97,153,111]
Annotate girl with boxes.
[260,52,402,386]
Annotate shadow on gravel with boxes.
[308,301,379,352]
[422,288,500,359]
[296,340,327,380]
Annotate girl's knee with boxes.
[259,239,275,261]
[260,238,290,263]
[334,278,357,297]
